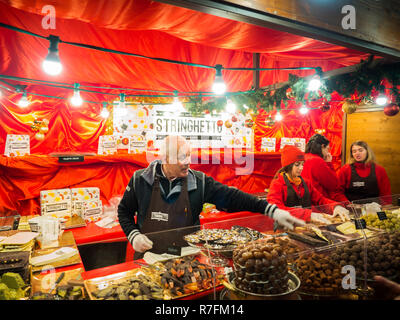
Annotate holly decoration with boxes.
[319,101,331,112]
[383,103,400,117]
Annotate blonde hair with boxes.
[348,141,376,164]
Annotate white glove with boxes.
[310,212,331,224]
[333,206,350,222]
[273,209,306,230]
[132,234,153,253]
[365,202,381,214]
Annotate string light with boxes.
[212,64,226,95]
[100,102,110,119]
[42,35,62,76]
[299,105,309,114]
[18,90,30,108]
[308,75,322,91]
[70,83,83,107]
[225,99,236,113]
[114,93,127,117]
[375,94,388,106]
[171,90,185,113]
[275,111,283,121]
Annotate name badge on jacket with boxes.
[151,211,169,222]
[353,181,365,187]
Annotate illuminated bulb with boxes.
[275,111,283,121]
[308,76,321,91]
[299,105,309,115]
[42,35,62,76]
[212,64,226,95]
[226,99,236,113]
[18,92,30,108]
[376,95,388,106]
[70,90,83,107]
[101,107,110,119]
[172,96,185,113]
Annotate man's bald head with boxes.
[160,136,191,178]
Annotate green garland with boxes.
[185,57,400,116]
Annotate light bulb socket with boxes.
[45,35,61,62]
[215,64,223,77]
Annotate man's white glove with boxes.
[310,212,331,224]
[132,234,153,253]
[273,209,306,230]
[333,206,350,222]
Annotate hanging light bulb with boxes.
[100,102,110,119]
[212,64,226,95]
[308,75,322,91]
[375,94,388,106]
[171,91,185,113]
[299,105,309,115]
[115,93,127,117]
[70,83,83,107]
[42,35,63,76]
[18,91,30,108]
[275,111,283,121]
[226,99,236,113]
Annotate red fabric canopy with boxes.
[0,0,368,93]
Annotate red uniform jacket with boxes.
[267,173,339,221]
[338,162,392,204]
[302,153,348,202]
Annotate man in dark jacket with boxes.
[118,135,304,256]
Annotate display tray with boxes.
[222,271,300,300]
[63,215,87,230]
[30,267,85,300]
[31,247,81,273]
[184,226,264,254]
[84,256,222,300]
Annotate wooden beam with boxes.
[252,53,260,89]
[157,0,400,60]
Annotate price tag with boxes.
[377,211,388,221]
[354,218,367,229]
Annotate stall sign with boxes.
[4,134,30,157]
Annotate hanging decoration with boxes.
[30,118,49,140]
[314,128,326,135]
[319,101,331,112]
[265,115,275,128]
[341,99,358,114]
[383,103,400,117]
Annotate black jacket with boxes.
[118,160,277,244]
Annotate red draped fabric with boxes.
[0,0,368,93]
[0,151,282,215]
[0,0,366,216]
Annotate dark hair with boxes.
[273,163,295,180]
[305,134,329,158]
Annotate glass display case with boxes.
[80,195,400,300]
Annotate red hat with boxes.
[281,145,305,167]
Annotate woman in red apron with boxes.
[267,145,350,223]
[338,141,391,205]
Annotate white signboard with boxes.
[98,135,117,155]
[261,137,276,152]
[4,134,30,157]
